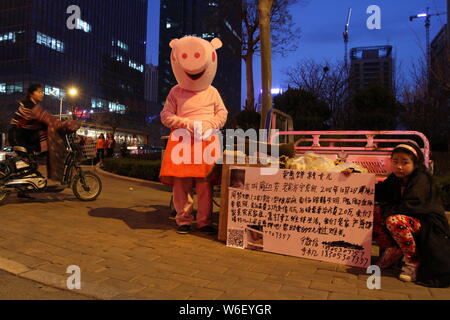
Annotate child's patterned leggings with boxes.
[373,206,422,263]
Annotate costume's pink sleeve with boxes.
[204,89,228,130]
[160,89,193,131]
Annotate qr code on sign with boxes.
[227,229,244,248]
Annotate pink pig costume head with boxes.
[169,36,222,92]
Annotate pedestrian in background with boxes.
[120,141,128,158]
[106,133,116,157]
[96,133,105,164]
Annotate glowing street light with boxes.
[58,87,79,119]
[68,88,78,97]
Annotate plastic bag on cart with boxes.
[286,152,336,171]
[285,152,368,173]
[330,162,368,173]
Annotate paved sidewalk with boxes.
[0,167,449,300]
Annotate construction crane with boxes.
[409,7,447,78]
[343,8,352,70]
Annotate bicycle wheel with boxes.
[72,171,102,201]
[0,169,10,205]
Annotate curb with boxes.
[0,257,122,300]
[94,165,168,188]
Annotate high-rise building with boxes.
[158,0,242,125]
[430,24,449,94]
[0,0,149,144]
[145,63,158,103]
[349,45,394,94]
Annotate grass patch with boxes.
[102,158,161,182]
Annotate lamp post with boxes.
[54,87,78,119]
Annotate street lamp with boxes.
[53,87,78,119]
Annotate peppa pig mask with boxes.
[169,36,222,92]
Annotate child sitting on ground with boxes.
[372,142,450,287]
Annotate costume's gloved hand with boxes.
[201,122,215,140]
[186,119,195,133]
[192,121,215,141]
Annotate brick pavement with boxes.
[0,167,449,300]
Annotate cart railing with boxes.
[269,130,432,180]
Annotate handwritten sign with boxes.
[226,166,375,268]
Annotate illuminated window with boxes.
[208,2,218,7]
[112,40,128,51]
[36,32,64,52]
[76,19,92,33]
[201,33,215,39]
[45,85,64,98]
[129,60,144,72]
[118,40,128,50]
[186,32,217,40]
[112,54,124,62]
[1,83,23,94]
[0,31,24,43]
[166,22,172,29]
[91,98,108,109]
[109,101,126,114]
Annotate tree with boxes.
[347,84,403,130]
[235,109,261,130]
[219,0,301,111]
[258,0,274,129]
[91,110,124,135]
[400,57,450,150]
[273,88,331,130]
[285,59,349,129]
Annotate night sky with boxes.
[147,0,447,107]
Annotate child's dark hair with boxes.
[27,83,44,95]
[392,141,427,172]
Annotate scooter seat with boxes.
[13,146,28,154]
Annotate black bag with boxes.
[416,223,450,288]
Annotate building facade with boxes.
[349,45,394,94]
[158,0,242,126]
[430,24,449,96]
[0,0,149,144]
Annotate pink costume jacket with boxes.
[159,36,228,186]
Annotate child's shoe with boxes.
[399,261,420,282]
[376,247,403,269]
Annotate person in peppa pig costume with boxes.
[160,36,228,234]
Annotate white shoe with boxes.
[399,262,419,282]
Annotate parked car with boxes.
[0,146,14,161]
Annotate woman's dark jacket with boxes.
[375,169,450,287]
